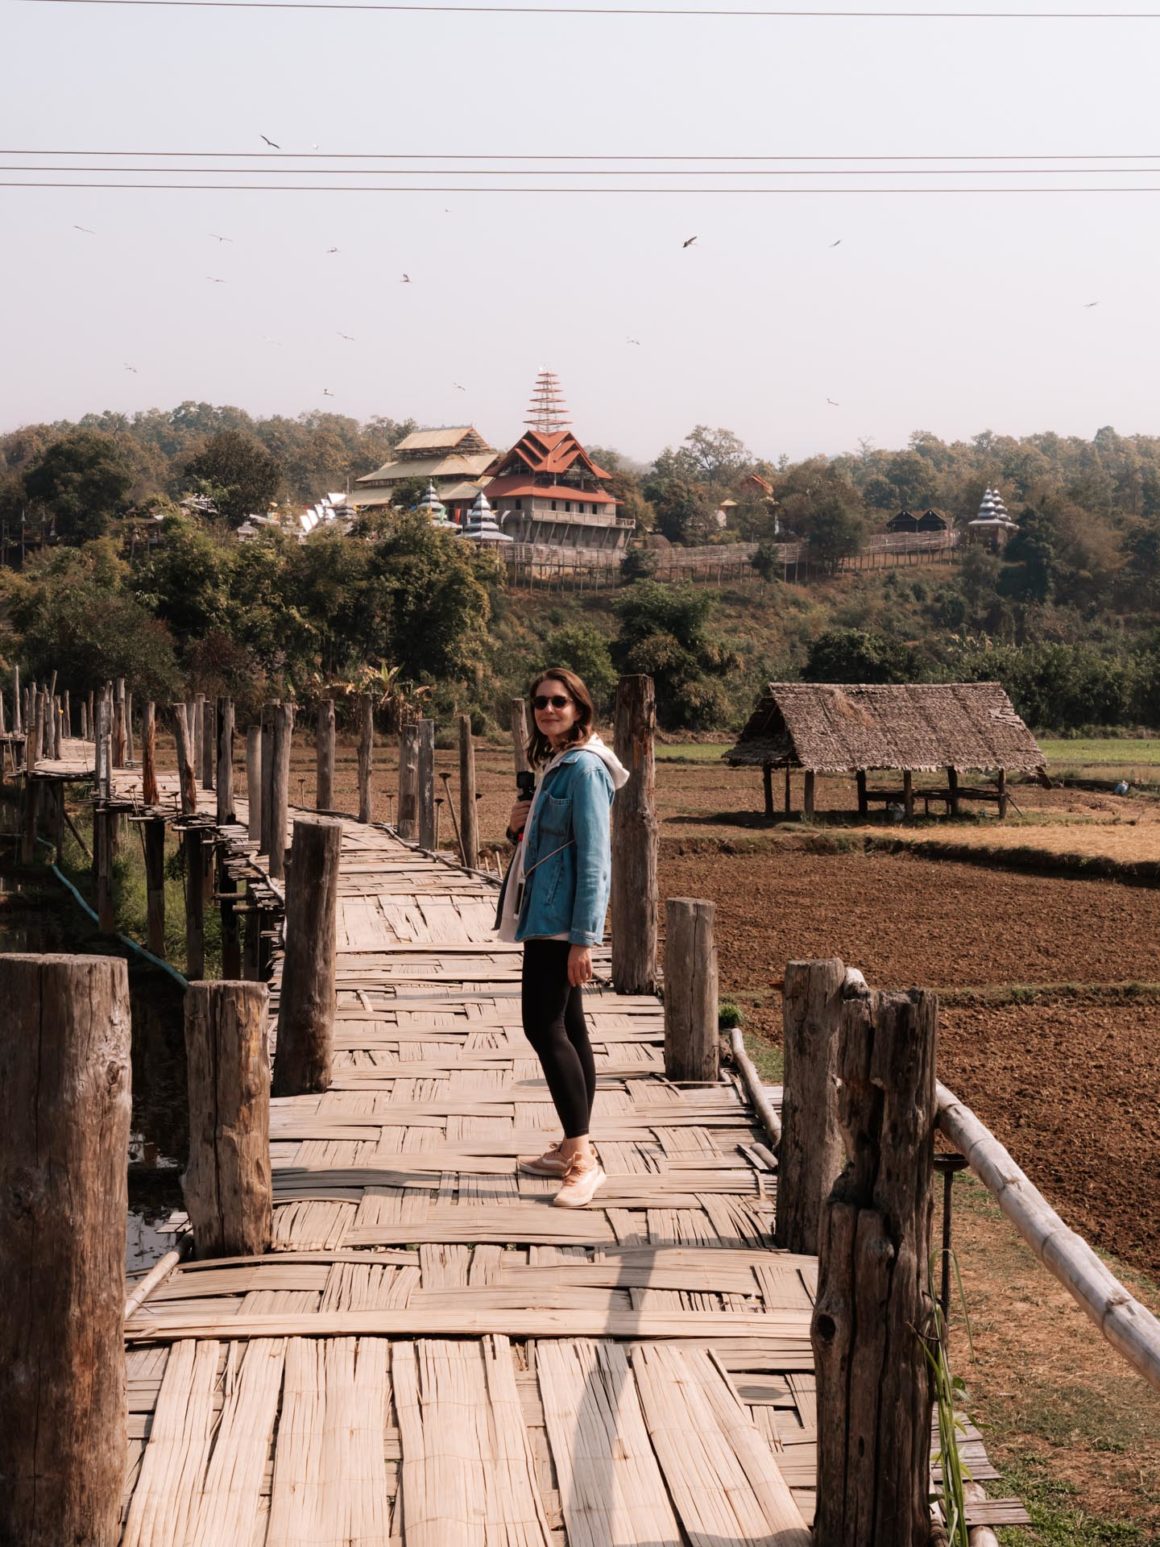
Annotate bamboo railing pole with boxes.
[316,698,335,811]
[663,897,719,1082]
[0,954,130,1547]
[457,713,479,870]
[272,816,341,1096]
[268,702,293,880]
[611,673,658,995]
[183,981,272,1257]
[142,702,159,807]
[936,1082,1160,1391]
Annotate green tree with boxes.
[612,581,738,728]
[23,431,132,544]
[183,430,281,525]
[803,627,910,684]
[807,495,865,574]
[542,623,617,712]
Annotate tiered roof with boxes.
[356,426,496,491]
[969,486,1016,532]
[485,427,614,505]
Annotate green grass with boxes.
[1037,739,1160,768]
[654,742,733,763]
[996,1457,1151,1546]
[741,1032,783,1083]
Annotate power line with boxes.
[7,164,1160,175]
[16,0,1160,17]
[7,180,1160,191]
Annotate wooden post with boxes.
[856,769,868,815]
[61,687,69,739]
[201,697,216,790]
[417,717,435,849]
[356,694,374,824]
[273,816,342,1096]
[811,983,938,1547]
[112,677,126,769]
[0,685,6,738]
[171,702,197,816]
[216,697,235,824]
[259,703,275,854]
[775,958,847,1255]
[784,765,792,815]
[241,882,260,980]
[803,770,816,817]
[947,765,959,817]
[183,981,272,1257]
[219,859,242,978]
[663,897,718,1082]
[11,664,20,734]
[902,768,914,820]
[316,698,335,811]
[184,828,205,979]
[762,761,774,818]
[611,674,658,994]
[29,689,42,771]
[142,702,159,806]
[52,695,63,759]
[0,954,130,1547]
[80,698,88,741]
[96,809,116,931]
[458,713,479,870]
[268,702,293,879]
[191,691,205,781]
[397,722,420,841]
[20,772,39,863]
[144,816,166,957]
[125,689,134,763]
[997,766,1008,818]
[510,695,530,774]
[246,725,262,843]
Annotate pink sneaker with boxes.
[518,1142,569,1178]
[553,1157,606,1210]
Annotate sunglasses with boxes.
[532,694,572,711]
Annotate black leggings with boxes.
[521,938,596,1139]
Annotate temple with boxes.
[352,426,497,523]
[484,370,634,551]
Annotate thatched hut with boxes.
[726,682,1046,818]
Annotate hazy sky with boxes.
[3,1,1159,467]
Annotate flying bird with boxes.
[627,338,642,346]
[326,246,340,254]
[826,398,840,407]
[338,331,356,341]
[206,276,226,283]
[260,135,280,149]
[829,239,842,247]
[210,232,232,243]
[124,364,138,373]
[72,224,95,234]
[452,382,467,391]
[682,236,697,248]
[401,273,412,283]
[1082,300,1100,308]
[322,387,335,396]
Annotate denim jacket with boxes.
[513,747,617,946]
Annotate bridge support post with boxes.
[458,713,479,869]
[0,954,130,1547]
[216,697,234,822]
[811,982,938,1547]
[663,897,718,1082]
[171,702,197,815]
[316,698,335,811]
[269,702,293,880]
[246,724,262,842]
[357,694,374,824]
[612,674,658,994]
[775,958,846,1255]
[397,722,419,840]
[145,815,167,957]
[184,980,272,1257]
[184,827,206,979]
[417,718,435,849]
[273,815,341,1096]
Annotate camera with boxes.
[515,770,535,800]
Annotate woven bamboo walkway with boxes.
[84,764,1019,1544]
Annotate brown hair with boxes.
[525,667,596,767]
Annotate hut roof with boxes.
[725,682,1044,774]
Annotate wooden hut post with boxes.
[397,723,420,841]
[246,725,262,842]
[183,981,272,1257]
[510,696,531,774]
[356,694,374,824]
[947,765,959,816]
[417,717,436,849]
[611,674,658,995]
[784,765,792,815]
[775,958,847,1255]
[144,816,166,957]
[811,983,938,1547]
[183,828,206,979]
[316,698,335,811]
[112,677,127,769]
[663,897,719,1082]
[0,954,130,1547]
[997,767,1008,818]
[142,702,159,806]
[458,713,479,870]
[268,702,294,880]
[762,761,774,818]
[272,816,342,1096]
[201,697,216,790]
[902,768,914,820]
[216,697,235,825]
[171,702,198,816]
[803,769,816,817]
[259,703,275,854]
[856,769,868,816]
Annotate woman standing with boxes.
[497,668,628,1208]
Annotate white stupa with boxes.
[459,489,513,544]
[415,481,457,530]
[968,485,1016,538]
